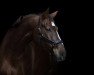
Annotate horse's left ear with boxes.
[50,11,58,18]
[41,8,49,19]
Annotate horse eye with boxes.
[52,26,58,31]
[47,28,51,31]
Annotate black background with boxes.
[0,0,74,75]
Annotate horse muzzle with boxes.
[53,45,66,62]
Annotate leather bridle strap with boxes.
[40,33,63,46]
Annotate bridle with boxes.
[36,16,63,48]
[37,28,64,66]
[33,16,64,65]
[39,31,63,47]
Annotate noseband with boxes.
[40,33,63,47]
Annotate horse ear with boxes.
[50,11,58,18]
[41,8,49,19]
[12,16,23,27]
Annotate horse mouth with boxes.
[53,48,66,62]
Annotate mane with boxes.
[0,14,40,53]
[12,14,39,27]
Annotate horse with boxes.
[0,9,66,75]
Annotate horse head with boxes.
[33,9,66,62]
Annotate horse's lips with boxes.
[53,48,64,61]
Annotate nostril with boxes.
[61,55,64,59]
[56,56,64,62]
[55,54,65,62]
[61,56,65,61]
[60,53,66,61]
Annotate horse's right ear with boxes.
[41,8,49,19]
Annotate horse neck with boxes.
[31,42,51,65]
[1,14,39,49]
[29,42,54,75]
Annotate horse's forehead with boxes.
[41,18,56,27]
[51,22,56,26]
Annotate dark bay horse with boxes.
[0,9,66,75]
